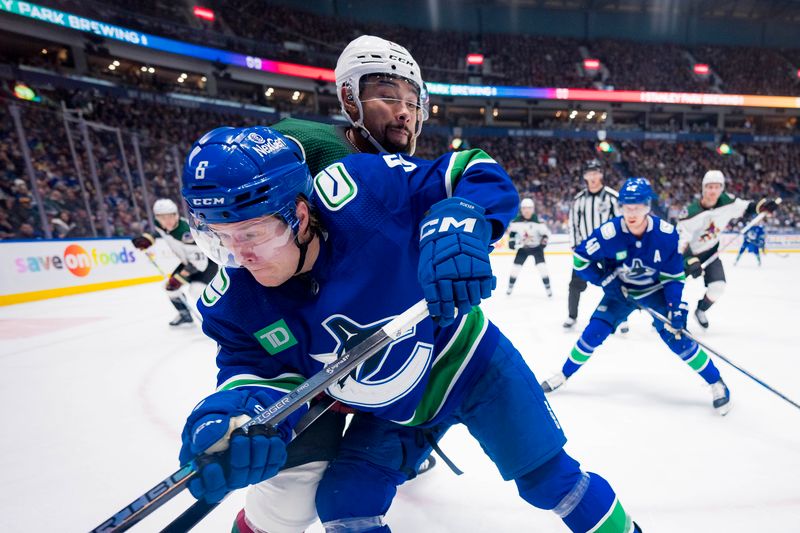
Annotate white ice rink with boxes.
[1,252,799,533]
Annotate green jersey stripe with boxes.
[659,272,686,281]
[573,253,590,270]
[685,348,710,372]
[394,307,488,426]
[217,372,306,393]
[587,497,633,533]
[445,149,497,199]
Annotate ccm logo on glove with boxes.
[420,216,477,241]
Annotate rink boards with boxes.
[1,233,798,305]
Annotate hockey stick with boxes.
[700,198,782,269]
[142,250,203,324]
[635,302,800,411]
[90,299,430,533]
[160,396,338,533]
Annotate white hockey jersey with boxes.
[509,215,550,248]
[677,193,752,255]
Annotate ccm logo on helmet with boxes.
[389,54,414,67]
[192,198,225,206]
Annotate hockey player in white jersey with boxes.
[131,198,218,326]
[506,198,552,297]
[677,170,778,328]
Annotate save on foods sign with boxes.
[0,238,173,305]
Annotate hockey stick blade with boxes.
[159,396,338,532]
[90,300,429,532]
[637,303,800,411]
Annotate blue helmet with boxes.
[619,177,654,205]
[182,126,312,228]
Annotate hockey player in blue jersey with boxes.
[735,225,766,266]
[177,126,640,532]
[541,178,731,415]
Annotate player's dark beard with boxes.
[381,125,412,153]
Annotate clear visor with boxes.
[189,214,293,268]
[359,76,430,121]
[621,204,651,217]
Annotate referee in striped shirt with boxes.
[564,159,621,329]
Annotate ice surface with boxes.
[1,252,798,532]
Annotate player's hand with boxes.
[508,237,516,250]
[166,273,187,291]
[756,198,780,214]
[179,389,288,503]
[665,301,689,339]
[418,197,495,327]
[602,277,627,303]
[685,256,702,278]
[131,233,155,250]
[541,235,548,247]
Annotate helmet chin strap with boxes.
[346,97,418,156]
[293,228,321,275]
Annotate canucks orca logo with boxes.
[309,314,434,409]
[618,258,657,286]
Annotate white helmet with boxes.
[335,35,429,155]
[520,198,535,209]
[702,170,725,190]
[153,198,179,215]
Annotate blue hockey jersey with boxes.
[572,215,686,306]
[743,225,766,248]
[197,149,519,430]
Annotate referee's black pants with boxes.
[567,268,588,319]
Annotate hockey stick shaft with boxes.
[159,396,338,533]
[143,251,168,277]
[701,198,782,269]
[142,251,203,324]
[90,300,429,533]
[636,303,800,411]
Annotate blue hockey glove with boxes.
[601,276,627,303]
[665,301,689,339]
[418,197,495,327]
[179,389,288,503]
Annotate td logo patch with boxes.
[254,319,298,355]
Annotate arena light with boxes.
[694,63,710,75]
[192,6,215,21]
[797,69,800,79]
[13,82,40,102]
[466,54,484,66]
[717,143,732,155]
[597,141,614,153]
[583,59,600,71]
[450,137,463,150]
